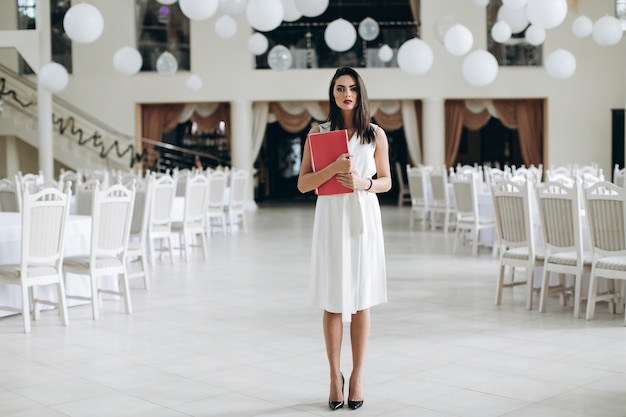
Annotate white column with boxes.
[37,0,53,180]
[422,97,446,167]
[230,99,257,210]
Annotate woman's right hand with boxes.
[334,153,353,174]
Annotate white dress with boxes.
[309,122,387,323]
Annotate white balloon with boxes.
[491,21,512,43]
[186,74,203,91]
[281,0,302,22]
[156,0,178,4]
[38,62,69,93]
[358,17,380,41]
[526,0,567,30]
[179,0,219,20]
[156,51,178,76]
[248,33,269,55]
[63,3,104,44]
[219,0,246,15]
[397,38,434,76]
[112,46,143,75]
[268,45,292,71]
[246,0,284,32]
[462,50,498,87]
[378,44,393,63]
[525,25,546,45]
[592,15,623,46]
[324,18,357,52]
[434,15,458,44]
[444,24,473,56]
[545,49,576,79]
[295,0,328,17]
[502,0,527,10]
[572,15,593,38]
[215,15,237,38]
[497,5,529,34]
[472,0,489,6]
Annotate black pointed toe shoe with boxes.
[348,399,364,410]
[328,374,345,411]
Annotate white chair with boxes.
[226,169,249,233]
[546,165,573,182]
[583,181,626,323]
[407,165,431,230]
[613,164,626,187]
[0,178,21,212]
[395,161,411,207]
[206,170,228,236]
[126,177,152,289]
[0,187,71,332]
[451,171,496,255]
[492,180,538,310]
[58,169,82,195]
[172,173,209,261]
[64,183,136,320]
[428,165,455,234]
[536,181,591,317]
[147,173,177,265]
[74,179,100,215]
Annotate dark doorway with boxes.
[612,109,624,180]
[455,118,524,168]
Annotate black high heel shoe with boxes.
[328,374,344,410]
[348,383,364,410]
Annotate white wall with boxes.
[2,0,625,175]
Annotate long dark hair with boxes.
[327,67,375,144]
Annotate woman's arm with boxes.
[369,126,392,193]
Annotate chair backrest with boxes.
[491,179,534,251]
[128,177,151,239]
[21,187,71,271]
[89,183,135,262]
[579,171,605,188]
[207,170,228,210]
[183,173,210,224]
[58,169,82,194]
[450,171,479,218]
[0,178,20,212]
[74,179,100,215]
[407,166,429,206]
[536,180,582,256]
[228,169,248,209]
[547,165,573,181]
[583,181,626,255]
[613,164,626,187]
[429,165,450,206]
[148,173,177,229]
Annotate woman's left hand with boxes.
[337,172,368,190]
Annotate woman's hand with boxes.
[333,152,353,175]
[336,172,370,190]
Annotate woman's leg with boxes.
[349,308,370,401]
[323,310,344,402]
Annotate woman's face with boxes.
[333,74,358,112]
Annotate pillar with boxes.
[422,97,446,168]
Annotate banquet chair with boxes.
[492,180,539,310]
[74,179,100,215]
[583,181,626,323]
[0,187,71,333]
[147,173,177,265]
[395,161,411,206]
[64,183,135,320]
[536,181,591,317]
[428,165,455,234]
[547,165,573,180]
[58,169,81,194]
[125,177,152,289]
[0,178,21,212]
[407,165,431,230]
[613,164,626,187]
[172,173,209,261]
[226,169,249,233]
[451,171,496,255]
[206,170,228,236]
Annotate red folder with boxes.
[308,129,353,196]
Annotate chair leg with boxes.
[538,266,550,313]
[91,274,100,320]
[495,264,506,305]
[140,250,150,290]
[573,272,582,319]
[21,284,31,333]
[120,271,132,314]
[31,286,40,321]
[586,269,598,320]
[57,280,69,326]
[524,266,534,311]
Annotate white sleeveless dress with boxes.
[309,122,387,323]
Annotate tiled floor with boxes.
[2,200,626,417]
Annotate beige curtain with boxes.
[141,104,185,168]
[269,102,313,133]
[445,100,491,167]
[190,102,231,151]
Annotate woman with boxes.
[297,67,391,411]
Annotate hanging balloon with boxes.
[497,4,529,34]
[572,15,593,38]
[502,0,527,10]
[246,0,284,32]
[545,49,576,79]
[472,0,489,6]
[525,25,546,46]
[444,24,473,56]
[156,0,178,4]
[397,38,434,76]
[186,74,203,91]
[324,18,357,52]
[38,62,69,93]
[281,0,302,22]
[526,0,567,30]
[295,0,328,18]
[219,0,246,15]
[491,21,512,43]
[112,46,143,75]
[434,15,458,44]
[156,51,178,76]
[63,3,104,44]
[462,50,498,87]
[179,0,219,20]
[592,15,623,46]
[248,33,269,55]
[378,44,393,63]
[358,17,380,41]
[267,45,292,71]
[215,15,237,39]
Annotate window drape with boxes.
[141,103,185,168]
